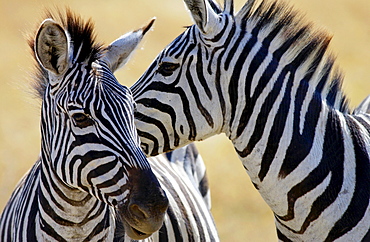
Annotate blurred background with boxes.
[0,0,369,241]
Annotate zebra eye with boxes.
[71,113,94,128]
[157,62,180,76]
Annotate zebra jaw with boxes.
[124,223,151,240]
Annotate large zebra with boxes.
[131,0,370,241]
[0,10,218,241]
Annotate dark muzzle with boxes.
[118,167,168,240]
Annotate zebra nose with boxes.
[129,194,169,221]
[129,204,148,220]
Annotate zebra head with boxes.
[33,12,168,240]
[132,0,235,155]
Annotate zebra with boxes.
[0,10,219,241]
[131,0,370,241]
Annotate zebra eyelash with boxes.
[157,62,180,76]
[70,111,94,128]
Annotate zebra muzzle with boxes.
[117,202,166,240]
[117,167,169,239]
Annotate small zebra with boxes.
[0,10,218,242]
[131,0,370,241]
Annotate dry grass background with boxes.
[0,0,369,241]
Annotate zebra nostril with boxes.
[129,204,148,220]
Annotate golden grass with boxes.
[0,0,369,241]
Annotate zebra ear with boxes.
[183,0,219,34]
[103,18,155,73]
[35,19,69,76]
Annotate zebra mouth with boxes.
[131,226,148,237]
[116,208,153,240]
[124,223,152,240]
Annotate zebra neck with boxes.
[37,157,114,241]
[226,41,346,180]
[226,64,369,236]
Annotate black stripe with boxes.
[278,40,326,177]
[361,229,370,242]
[228,34,257,132]
[176,86,197,142]
[39,215,67,242]
[224,27,245,70]
[278,110,344,235]
[171,28,193,59]
[316,61,334,93]
[39,186,105,227]
[163,168,205,241]
[215,55,226,128]
[39,161,65,211]
[236,65,293,158]
[158,221,169,241]
[258,70,291,180]
[136,98,180,145]
[198,172,209,198]
[166,206,183,242]
[325,117,370,241]
[276,227,293,242]
[135,106,174,152]
[244,65,290,158]
[196,44,212,100]
[83,208,111,242]
[137,128,160,155]
[205,22,236,130]
[235,33,285,138]
[132,59,159,97]
[24,163,40,241]
[186,55,214,128]
[353,116,370,133]
[205,15,229,42]
[138,80,197,143]
[54,115,70,183]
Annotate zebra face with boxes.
[132,1,232,156]
[48,61,144,200]
[34,17,168,239]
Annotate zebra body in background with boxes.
[0,10,218,242]
[132,0,370,240]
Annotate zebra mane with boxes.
[214,0,349,112]
[29,8,104,100]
